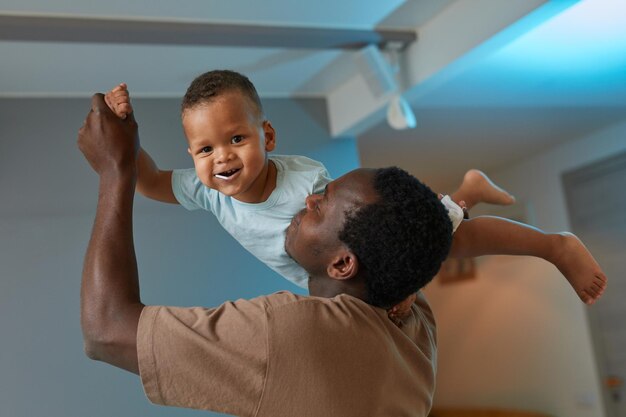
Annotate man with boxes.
[78,94,452,416]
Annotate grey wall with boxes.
[424,121,626,417]
[0,97,359,417]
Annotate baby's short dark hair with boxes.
[338,167,452,309]
[181,70,264,118]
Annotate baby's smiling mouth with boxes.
[214,168,241,180]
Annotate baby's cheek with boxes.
[196,165,213,187]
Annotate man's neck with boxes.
[308,275,368,302]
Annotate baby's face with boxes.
[183,91,275,203]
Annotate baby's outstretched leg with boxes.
[451,169,515,209]
[551,232,607,305]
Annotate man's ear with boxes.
[263,120,276,152]
[327,249,358,280]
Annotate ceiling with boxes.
[0,0,442,98]
[2,0,625,189]
[360,0,626,190]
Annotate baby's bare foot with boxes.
[552,232,607,305]
[462,169,516,207]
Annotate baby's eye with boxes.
[231,135,244,144]
[200,146,213,154]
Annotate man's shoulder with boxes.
[259,293,381,327]
[246,290,306,310]
[246,292,375,316]
[260,292,435,343]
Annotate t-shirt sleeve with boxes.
[171,168,208,211]
[137,300,268,417]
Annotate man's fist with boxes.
[78,93,139,176]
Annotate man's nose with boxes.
[305,194,321,210]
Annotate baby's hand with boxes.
[104,83,133,120]
[387,292,417,327]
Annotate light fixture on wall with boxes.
[357,44,417,130]
[387,93,416,130]
[384,43,416,130]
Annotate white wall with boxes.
[0,97,359,417]
[424,120,626,417]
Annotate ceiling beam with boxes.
[326,0,580,137]
[0,13,416,50]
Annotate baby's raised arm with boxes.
[104,84,178,204]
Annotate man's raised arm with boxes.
[77,93,144,374]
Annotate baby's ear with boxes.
[263,121,276,152]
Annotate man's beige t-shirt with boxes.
[137,291,437,417]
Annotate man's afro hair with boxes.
[338,167,452,309]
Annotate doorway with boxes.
[563,152,626,417]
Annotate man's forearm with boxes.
[81,169,144,374]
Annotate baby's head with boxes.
[181,70,276,202]
[182,69,263,118]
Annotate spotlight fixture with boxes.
[356,44,417,130]
[384,43,416,130]
[387,93,416,130]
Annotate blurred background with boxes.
[1,1,625,416]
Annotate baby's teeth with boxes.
[215,174,229,180]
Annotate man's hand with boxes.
[78,93,143,374]
[78,93,139,177]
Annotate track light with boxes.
[357,44,417,130]
[359,44,417,130]
[387,93,416,130]
[384,44,416,130]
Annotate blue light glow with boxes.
[494,0,626,74]
[415,0,626,107]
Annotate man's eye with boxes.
[200,146,213,153]
[315,198,322,213]
[231,135,244,144]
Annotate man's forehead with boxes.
[330,168,378,205]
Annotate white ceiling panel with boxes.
[1,0,624,183]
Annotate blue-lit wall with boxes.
[0,97,359,417]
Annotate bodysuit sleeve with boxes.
[137,299,268,417]
[311,165,333,195]
[171,168,211,211]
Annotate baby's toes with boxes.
[594,275,607,290]
[580,290,594,304]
